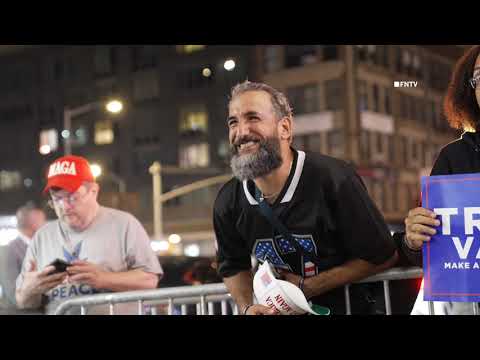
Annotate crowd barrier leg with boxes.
[168,298,174,315]
[428,302,435,315]
[473,303,479,315]
[221,300,228,315]
[344,285,351,315]
[383,280,392,315]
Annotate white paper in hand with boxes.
[253,260,326,315]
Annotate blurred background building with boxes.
[0,45,467,257]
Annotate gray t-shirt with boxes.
[17,206,163,315]
[0,237,27,308]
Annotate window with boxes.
[264,46,282,73]
[411,139,418,161]
[285,46,317,68]
[399,94,408,119]
[39,129,58,155]
[94,120,115,145]
[375,132,383,153]
[176,45,205,54]
[377,45,389,68]
[179,109,208,135]
[389,135,395,162]
[402,137,408,166]
[402,49,412,73]
[416,98,425,123]
[372,84,380,112]
[179,143,210,168]
[133,46,157,71]
[325,79,344,111]
[0,171,21,192]
[287,84,319,115]
[407,96,416,120]
[358,80,368,111]
[384,87,391,115]
[133,71,159,101]
[409,96,417,120]
[94,46,117,76]
[413,54,422,78]
[360,130,371,161]
[367,45,377,63]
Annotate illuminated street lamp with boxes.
[90,163,102,178]
[63,99,124,156]
[224,59,236,71]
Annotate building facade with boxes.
[255,45,464,226]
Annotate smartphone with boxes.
[48,259,71,274]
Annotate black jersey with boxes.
[214,149,396,314]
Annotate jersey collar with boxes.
[242,149,306,206]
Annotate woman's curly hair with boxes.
[444,45,480,131]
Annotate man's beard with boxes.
[230,135,283,181]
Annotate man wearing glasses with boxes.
[15,156,163,314]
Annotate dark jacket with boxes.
[394,132,480,266]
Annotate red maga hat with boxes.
[43,155,95,194]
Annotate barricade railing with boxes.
[49,266,438,315]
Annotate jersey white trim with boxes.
[280,151,305,203]
[242,150,306,205]
[243,180,259,205]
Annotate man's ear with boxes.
[279,116,293,142]
[91,183,100,195]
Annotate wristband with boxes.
[243,304,254,315]
[299,277,305,292]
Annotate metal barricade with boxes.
[49,266,469,315]
[50,283,233,315]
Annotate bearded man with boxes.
[213,81,398,315]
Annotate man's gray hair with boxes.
[16,203,42,230]
[230,81,293,121]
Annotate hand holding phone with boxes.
[48,259,71,274]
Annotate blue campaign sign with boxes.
[422,172,480,302]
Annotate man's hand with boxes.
[405,207,441,250]
[67,260,109,289]
[244,304,278,315]
[19,261,67,298]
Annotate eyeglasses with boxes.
[469,74,480,90]
[48,188,89,208]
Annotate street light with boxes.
[106,100,123,114]
[90,163,102,178]
[63,99,123,156]
[224,59,236,71]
